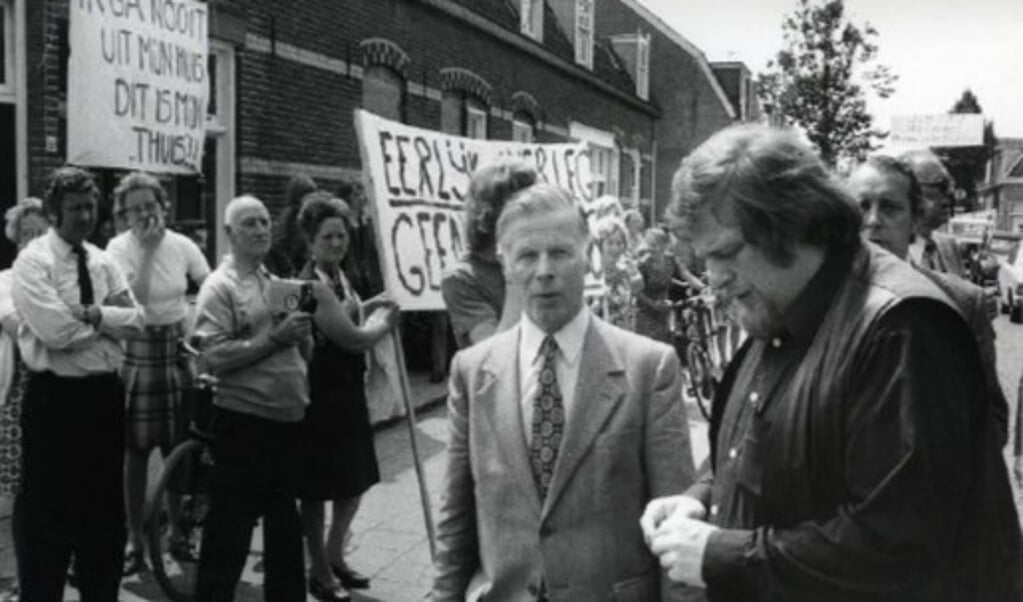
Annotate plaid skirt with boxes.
[122,322,189,453]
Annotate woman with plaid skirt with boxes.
[105,172,211,576]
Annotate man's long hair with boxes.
[668,124,861,266]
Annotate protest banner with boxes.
[354,109,602,311]
[889,114,985,148]
[67,0,209,174]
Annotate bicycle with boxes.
[669,293,721,421]
[144,338,218,602]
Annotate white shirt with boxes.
[12,229,144,376]
[518,308,590,445]
[106,229,210,325]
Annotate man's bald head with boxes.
[224,195,267,230]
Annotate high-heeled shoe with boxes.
[308,577,351,602]
[331,564,370,589]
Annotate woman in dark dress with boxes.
[296,192,399,601]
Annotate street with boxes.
[77,316,1023,600]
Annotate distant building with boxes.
[981,138,1023,233]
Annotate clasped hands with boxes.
[640,495,719,588]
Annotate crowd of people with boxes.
[0,120,1020,602]
[0,167,400,601]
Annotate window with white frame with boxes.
[520,0,543,43]
[205,40,236,262]
[635,33,650,101]
[574,0,594,69]
[512,114,534,142]
[571,122,617,198]
[0,0,13,99]
[465,99,487,140]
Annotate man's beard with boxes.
[726,292,784,339]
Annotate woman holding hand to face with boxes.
[104,172,211,575]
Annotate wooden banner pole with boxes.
[390,321,437,561]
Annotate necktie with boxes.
[923,238,945,272]
[72,244,94,305]
[529,336,564,500]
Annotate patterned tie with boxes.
[529,335,565,500]
[71,244,94,305]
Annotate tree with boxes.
[933,89,996,211]
[756,0,897,166]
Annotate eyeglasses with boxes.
[121,201,162,217]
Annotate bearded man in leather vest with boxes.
[640,124,1021,602]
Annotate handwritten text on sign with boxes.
[67,0,209,174]
[355,110,601,311]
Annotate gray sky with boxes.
[639,0,1023,138]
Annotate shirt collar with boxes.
[49,229,85,259]
[224,254,270,279]
[520,306,590,367]
[777,242,858,346]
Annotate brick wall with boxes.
[232,0,657,210]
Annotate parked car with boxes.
[994,232,1023,321]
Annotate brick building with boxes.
[2,0,757,268]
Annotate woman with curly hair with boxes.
[294,192,399,600]
[0,197,49,596]
[592,216,642,330]
[440,160,538,349]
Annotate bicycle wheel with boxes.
[686,343,716,421]
[146,438,212,602]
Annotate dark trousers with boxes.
[195,408,304,601]
[13,371,125,602]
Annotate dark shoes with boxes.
[308,577,351,602]
[331,564,371,590]
[122,549,147,577]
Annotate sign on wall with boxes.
[355,110,603,311]
[889,114,985,148]
[67,0,209,174]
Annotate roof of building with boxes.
[616,0,736,119]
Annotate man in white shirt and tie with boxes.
[432,183,695,602]
[11,166,144,601]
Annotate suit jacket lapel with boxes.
[480,326,543,516]
[542,319,624,517]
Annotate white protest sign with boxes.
[354,110,604,311]
[67,0,209,174]
[889,114,984,148]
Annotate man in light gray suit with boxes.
[432,183,695,602]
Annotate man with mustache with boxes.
[641,125,1021,602]
[848,155,1008,445]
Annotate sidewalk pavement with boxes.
[98,371,711,601]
